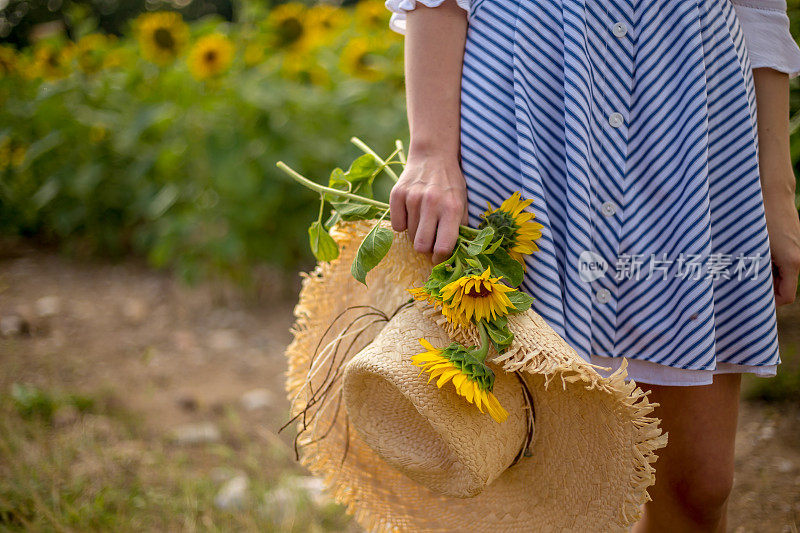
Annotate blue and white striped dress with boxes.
[385,0,800,385]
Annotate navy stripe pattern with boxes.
[460,0,781,370]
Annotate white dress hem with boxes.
[590,354,777,386]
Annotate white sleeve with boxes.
[731,0,800,78]
[384,0,470,35]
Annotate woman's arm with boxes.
[753,67,800,306]
[389,0,469,265]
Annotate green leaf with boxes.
[464,257,484,270]
[465,227,495,256]
[328,154,380,199]
[351,224,394,285]
[485,319,515,352]
[507,290,534,313]
[324,209,341,229]
[479,247,524,287]
[484,236,504,255]
[308,221,340,262]
[331,201,384,221]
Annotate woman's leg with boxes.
[631,373,741,532]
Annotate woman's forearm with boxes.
[752,66,800,306]
[404,0,468,158]
[753,67,795,201]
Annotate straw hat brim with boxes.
[284,220,667,532]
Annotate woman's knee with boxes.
[666,462,734,522]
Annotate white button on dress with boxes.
[384,0,800,385]
[595,289,611,304]
[608,112,623,128]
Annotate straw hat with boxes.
[283,219,668,532]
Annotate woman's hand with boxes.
[764,189,800,306]
[390,151,468,265]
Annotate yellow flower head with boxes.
[411,339,508,423]
[188,33,234,80]
[354,0,390,29]
[482,191,544,265]
[305,4,347,44]
[74,33,110,74]
[134,11,189,65]
[340,37,384,82]
[31,42,67,80]
[0,45,18,76]
[439,268,515,326]
[267,2,308,50]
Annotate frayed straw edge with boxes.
[419,302,668,528]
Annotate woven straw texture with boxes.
[343,304,529,498]
[284,220,668,532]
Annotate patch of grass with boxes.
[9,383,99,423]
[0,388,357,532]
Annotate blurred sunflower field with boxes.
[3,1,800,285]
[0,0,407,283]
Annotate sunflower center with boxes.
[154,27,176,50]
[203,50,218,64]
[466,284,492,298]
[278,18,304,46]
[356,52,372,69]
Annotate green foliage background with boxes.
[0,1,408,282]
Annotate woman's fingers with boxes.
[432,210,461,264]
[413,201,439,255]
[389,185,408,233]
[774,259,799,306]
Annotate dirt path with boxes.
[0,247,798,531]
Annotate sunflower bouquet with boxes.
[276,138,544,424]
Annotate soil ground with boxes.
[0,246,798,531]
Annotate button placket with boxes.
[587,0,635,358]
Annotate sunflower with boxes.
[188,33,234,80]
[411,339,508,423]
[408,285,440,307]
[31,42,67,80]
[281,49,331,86]
[482,191,545,264]
[305,4,347,46]
[134,11,189,65]
[0,45,18,76]
[267,2,308,50]
[354,0,390,29]
[74,33,109,74]
[340,37,384,82]
[439,268,515,327]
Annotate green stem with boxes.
[368,145,402,183]
[316,193,325,224]
[395,139,407,166]
[276,161,390,209]
[475,321,491,363]
[351,136,400,183]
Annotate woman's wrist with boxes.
[408,138,461,161]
